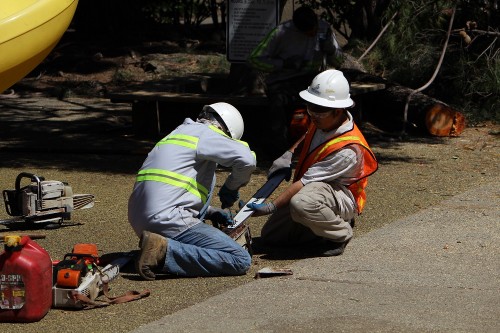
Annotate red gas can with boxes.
[0,235,52,322]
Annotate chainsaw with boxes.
[220,167,291,254]
[1,172,94,228]
[52,243,121,309]
[220,134,306,253]
[53,244,148,309]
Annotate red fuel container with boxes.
[0,235,52,322]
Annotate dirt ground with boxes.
[7,36,232,99]
[0,38,499,331]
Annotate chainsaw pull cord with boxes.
[101,278,151,305]
[70,263,151,310]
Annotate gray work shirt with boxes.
[128,119,256,238]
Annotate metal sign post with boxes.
[226,0,280,63]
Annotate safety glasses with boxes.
[306,105,334,119]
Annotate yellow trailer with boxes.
[0,0,79,93]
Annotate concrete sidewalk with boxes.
[131,181,500,333]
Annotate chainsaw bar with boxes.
[73,194,95,210]
[0,217,24,226]
[226,167,290,230]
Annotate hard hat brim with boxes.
[299,89,354,108]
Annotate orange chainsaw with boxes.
[52,243,120,309]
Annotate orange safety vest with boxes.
[294,122,378,214]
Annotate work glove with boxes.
[205,206,234,227]
[282,55,304,70]
[218,184,240,209]
[246,201,276,217]
[267,150,292,181]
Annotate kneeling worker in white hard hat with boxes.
[128,102,256,279]
[247,70,378,256]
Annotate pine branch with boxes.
[452,28,500,37]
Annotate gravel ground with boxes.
[0,96,498,331]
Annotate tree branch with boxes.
[452,28,500,37]
[402,5,456,135]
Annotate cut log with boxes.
[342,69,466,137]
[425,103,466,137]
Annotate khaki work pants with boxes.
[261,182,353,245]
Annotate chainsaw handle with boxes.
[15,172,44,191]
[63,252,99,261]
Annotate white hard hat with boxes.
[299,70,354,108]
[202,102,244,140]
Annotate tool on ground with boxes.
[254,267,293,279]
[1,172,94,228]
[52,243,117,308]
[52,243,149,309]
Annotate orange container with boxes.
[0,235,52,322]
[289,108,310,141]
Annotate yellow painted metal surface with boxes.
[0,0,79,93]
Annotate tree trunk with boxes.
[343,69,466,137]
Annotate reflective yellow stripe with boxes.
[156,134,198,149]
[248,28,279,72]
[314,136,369,160]
[137,168,209,203]
[208,125,251,148]
[208,125,227,137]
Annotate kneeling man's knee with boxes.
[289,191,317,221]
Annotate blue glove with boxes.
[246,201,276,217]
[206,206,233,227]
[268,151,293,181]
[218,184,240,209]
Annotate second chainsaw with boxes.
[1,172,94,228]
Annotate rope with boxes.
[401,6,456,135]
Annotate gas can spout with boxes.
[4,235,21,248]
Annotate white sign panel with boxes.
[227,0,279,63]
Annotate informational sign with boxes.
[227,0,280,63]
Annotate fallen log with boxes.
[425,103,465,137]
[372,84,465,136]
[342,69,465,137]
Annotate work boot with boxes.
[135,231,168,281]
[321,239,350,257]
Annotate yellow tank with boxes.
[0,0,79,93]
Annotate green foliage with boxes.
[197,55,231,73]
[363,0,498,122]
[453,43,499,124]
[298,0,499,121]
[374,0,453,84]
[142,0,211,27]
[112,69,137,83]
[297,0,355,37]
[141,1,174,25]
